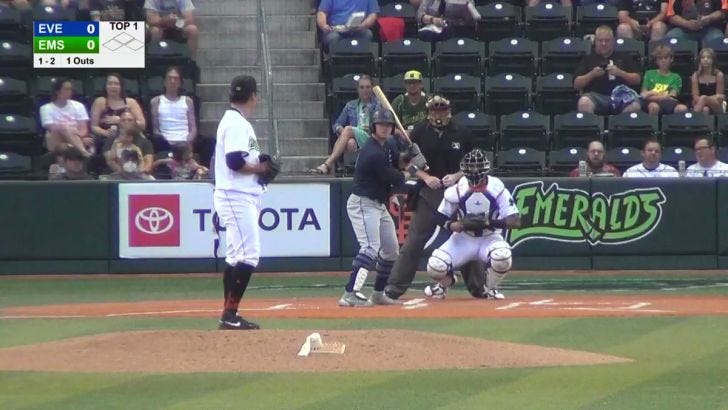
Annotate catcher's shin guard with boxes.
[427,248,453,285]
[486,242,512,290]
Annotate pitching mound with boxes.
[0,329,630,373]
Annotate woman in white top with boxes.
[150,66,197,152]
[39,78,93,157]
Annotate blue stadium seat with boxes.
[614,37,646,73]
[329,38,378,77]
[549,146,587,175]
[541,37,590,76]
[452,110,498,151]
[0,76,32,116]
[0,4,27,43]
[0,151,32,180]
[606,111,658,150]
[0,114,39,155]
[499,110,550,150]
[488,37,538,77]
[433,73,481,113]
[525,2,570,42]
[495,146,546,176]
[660,112,715,148]
[553,111,604,150]
[661,146,695,170]
[484,73,531,116]
[534,73,577,115]
[575,3,618,38]
[433,37,484,77]
[476,2,522,42]
[606,146,642,173]
[716,114,728,148]
[381,38,431,77]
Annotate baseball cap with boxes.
[230,75,257,102]
[404,70,422,81]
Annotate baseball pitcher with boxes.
[424,148,521,300]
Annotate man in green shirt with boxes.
[640,44,688,116]
[391,70,428,138]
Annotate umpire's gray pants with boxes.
[347,194,399,261]
[386,186,486,297]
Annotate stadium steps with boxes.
[196,1,327,173]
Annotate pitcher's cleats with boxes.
[338,291,373,307]
[218,312,260,330]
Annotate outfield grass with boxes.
[1,274,727,409]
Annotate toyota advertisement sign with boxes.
[118,183,331,258]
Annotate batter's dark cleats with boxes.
[218,313,260,330]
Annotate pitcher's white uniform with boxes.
[435,175,519,272]
[214,108,263,267]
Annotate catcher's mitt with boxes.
[258,154,280,186]
[459,216,488,231]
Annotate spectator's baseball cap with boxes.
[62,147,86,162]
[404,70,422,81]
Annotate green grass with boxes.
[1,274,728,409]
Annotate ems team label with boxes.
[33,21,145,68]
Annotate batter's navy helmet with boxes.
[370,109,396,131]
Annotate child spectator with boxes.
[641,44,688,115]
[48,147,93,180]
[691,48,725,114]
[103,110,154,173]
[101,149,155,180]
[153,144,208,180]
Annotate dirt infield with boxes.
[0,329,631,373]
[2,294,728,320]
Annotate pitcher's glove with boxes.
[459,216,488,231]
[258,154,280,186]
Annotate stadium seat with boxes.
[524,2,570,42]
[0,76,32,116]
[329,38,378,78]
[488,37,537,77]
[660,112,715,148]
[32,3,75,21]
[614,37,646,73]
[433,73,481,113]
[718,148,728,163]
[433,37,484,77]
[88,75,141,99]
[575,3,618,37]
[0,4,26,43]
[606,111,658,149]
[549,146,587,175]
[553,111,604,150]
[701,37,728,74]
[496,146,546,175]
[0,151,32,180]
[541,37,590,76]
[534,73,578,115]
[0,114,38,154]
[648,37,697,78]
[716,114,728,148]
[381,74,431,101]
[32,75,86,105]
[331,74,362,117]
[379,2,417,38]
[606,146,642,173]
[483,73,531,116]
[381,38,431,77]
[146,39,191,69]
[661,146,694,170]
[0,40,31,75]
[476,2,522,42]
[499,111,550,150]
[452,111,498,151]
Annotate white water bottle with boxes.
[578,160,587,177]
[608,59,616,81]
[678,160,686,177]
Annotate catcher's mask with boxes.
[426,95,451,128]
[460,148,491,186]
[370,109,396,135]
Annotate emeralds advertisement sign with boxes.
[508,181,666,247]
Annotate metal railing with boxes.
[257,0,280,158]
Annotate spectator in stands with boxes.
[49,147,93,180]
[317,0,379,50]
[149,66,198,153]
[417,0,481,41]
[691,48,725,114]
[145,0,198,59]
[103,110,154,174]
[391,70,428,134]
[574,26,642,115]
[40,78,93,158]
[89,0,130,21]
[90,73,146,151]
[152,143,208,180]
[310,75,379,174]
[570,140,621,176]
[686,137,728,177]
[101,149,155,180]
[623,138,679,177]
[665,0,726,44]
[616,0,668,41]
[641,44,688,115]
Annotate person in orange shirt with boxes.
[665,0,727,44]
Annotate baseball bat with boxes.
[372,85,411,145]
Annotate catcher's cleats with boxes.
[257,154,280,186]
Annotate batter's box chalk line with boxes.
[297,332,346,357]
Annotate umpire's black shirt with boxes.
[352,136,404,204]
[410,121,472,178]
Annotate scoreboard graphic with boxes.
[33,21,145,68]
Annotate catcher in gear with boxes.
[424,148,521,300]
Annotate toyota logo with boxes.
[135,207,175,234]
